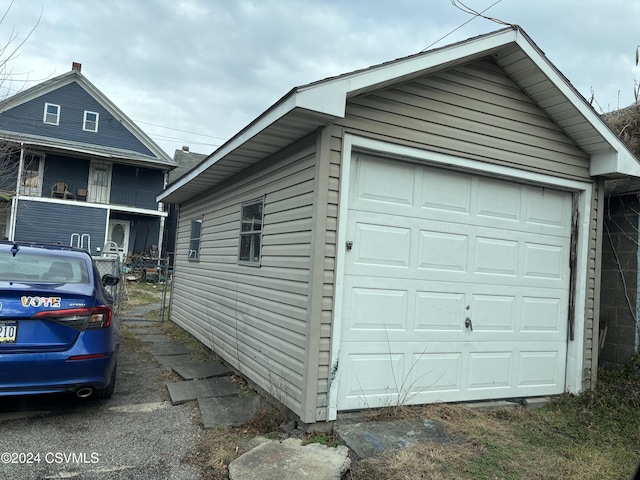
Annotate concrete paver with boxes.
[335,418,451,459]
[173,360,232,380]
[166,377,239,405]
[147,340,193,355]
[228,437,351,480]
[198,396,261,428]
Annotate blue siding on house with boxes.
[14,200,106,252]
[111,164,163,210]
[0,82,154,156]
[43,154,90,198]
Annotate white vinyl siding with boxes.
[170,139,317,416]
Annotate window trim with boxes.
[188,216,203,262]
[83,110,99,132]
[238,196,265,266]
[43,103,60,125]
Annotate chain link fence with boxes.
[94,255,171,322]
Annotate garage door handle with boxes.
[465,317,473,331]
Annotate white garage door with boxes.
[337,154,573,411]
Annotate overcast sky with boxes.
[2,0,640,157]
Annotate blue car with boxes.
[0,242,120,399]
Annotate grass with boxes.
[119,281,170,321]
[347,359,640,480]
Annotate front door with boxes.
[88,161,112,203]
[107,220,130,261]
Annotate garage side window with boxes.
[189,217,203,261]
[239,197,264,265]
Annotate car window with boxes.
[0,252,89,283]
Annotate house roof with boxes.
[169,148,208,183]
[158,26,640,205]
[0,69,174,167]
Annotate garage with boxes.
[337,153,573,410]
[161,27,640,424]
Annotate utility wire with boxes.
[421,0,504,52]
[134,119,228,141]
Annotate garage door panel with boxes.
[410,352,463,393]
[418,230,469,272]
[348,287,408,331]
[340,351,406,409]
[351,156,417,207]
[347,213,569,289]
[517,351,563,388]
[421,167,472,215]
[338,154,572,411]
[342,276,568,341]
[415,291,465,331]
[473,237,519,276]
[476,178,522,221]
[525,186,572,230]
[471,294,516,332]
[353,223,411,267]
[467,351,513,390]
[523,243,565,280]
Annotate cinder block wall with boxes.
[600,195,639,369]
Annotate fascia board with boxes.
[514,31,640,177]
[295,28,520,116]
[158,91,303,201]
[0,73,76,113]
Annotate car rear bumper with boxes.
[0,348,118,396]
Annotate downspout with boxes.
[8,144,25,241]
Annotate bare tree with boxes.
[0,1,41,237]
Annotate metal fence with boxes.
[93,255,171,322]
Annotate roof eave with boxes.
[159,26,640,204]
[158,29,522,205]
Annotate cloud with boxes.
[2,0,640,155]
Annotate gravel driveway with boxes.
[0,327,203,480]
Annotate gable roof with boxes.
[0,69,174,167]
[159,26,640,205]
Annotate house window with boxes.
[189,217,203,261]
[83,111,99,132]
[239,197,264,265]
[43,103,60,125]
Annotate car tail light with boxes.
[33,306,113,330]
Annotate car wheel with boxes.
[95,364,117,399]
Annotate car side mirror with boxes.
[102,274,120,287]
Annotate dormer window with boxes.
[83,111,99,132]
[43,103,60,125]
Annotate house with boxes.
[158,27,640,425]
[0,63,176,259]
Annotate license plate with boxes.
[0,321,17,343]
